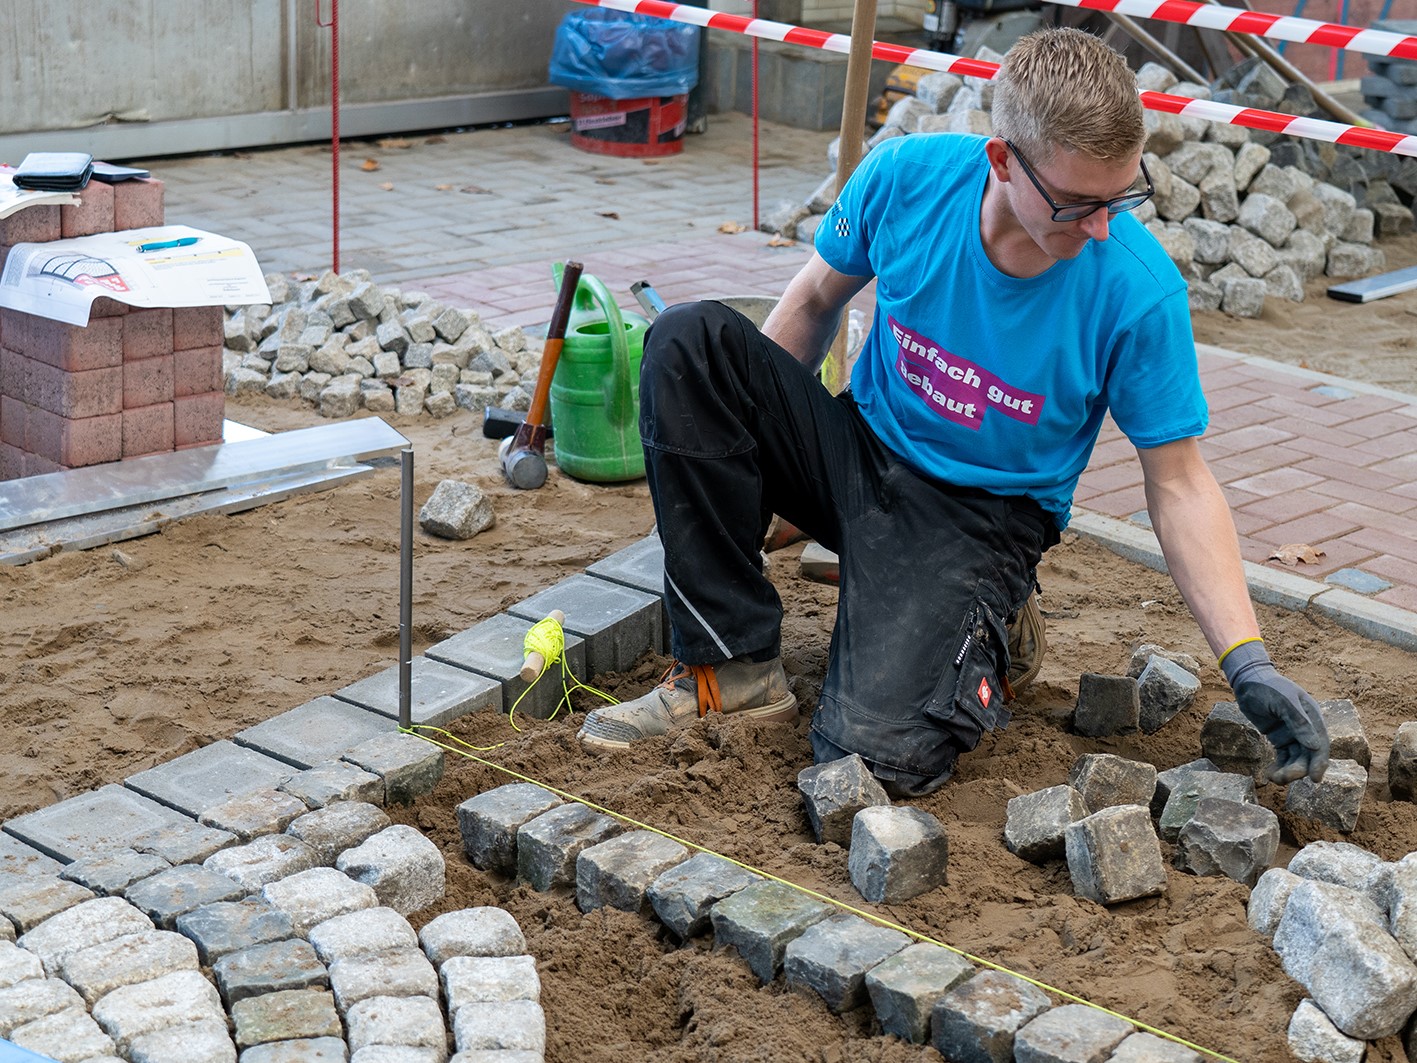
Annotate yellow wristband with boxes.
[1217,637,1263,668]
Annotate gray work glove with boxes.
[1220,640,1329,784]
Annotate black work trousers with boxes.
[640,301,1057,795]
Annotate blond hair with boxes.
[991,28,1144,164]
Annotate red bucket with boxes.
[568,92,687,158]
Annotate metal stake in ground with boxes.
[399,446,413,730]
[501,260,585,490]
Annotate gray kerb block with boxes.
[509,573,662,677]
[125,740,297,818]
[710,879,834,984]
[517,803,622,892]
[783,912,911,1012]
[426,612,588,720]
[586,533,669,633]
[866,942,976,1044]
[235,695,398,770]
[333,656,500,729]
[458,783,563,876]
[576,830,688,914]
[3,784,193,864]
[648,852,760,940]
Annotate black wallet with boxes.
[13,152,94,192]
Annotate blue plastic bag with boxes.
[549,10,700,99]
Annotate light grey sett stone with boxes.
[1065,805,1166,906]
[1248,867,1302,938]
[848,805,949,904]
[508,573,663,676]
[1391,721,1417,801]
[0,834,62,886]
[236,696,399,773]
[1318,699,1370,770]
[334,656,500,732]
[865,942,975,1043]
[440,955,539,1014]
[280,761,387,810]
[336,825,445,916]
[710,880,834,983]
[516,802,622,892]
[131,821,238,866]
[260,866,379,935]
[446,1054,540,1063]
[330,946,439,1013]
[1288,840,1388,893]
[173,899,295,966]
[60,848,170,897]
[17,895,154,975]
[92,969,226,1052]
[9,1004,116,1063]
[932,970,1052,1063]
[1385,862,1417,963]
[0,940,44,988]
[346,994,449,1055]
[130,1020,237,1063]
[452,999,545,1055]
[1200,702,1271,779]
[782,912,910,1012]
[212,938,329,1005]
[1158,771,1257,842]
[419,480,495,540]
[4,784,195,865]
[576,830,688,914]
[1221,275,1267,318]
[287,801,392,866]
[419,907,526,966]
[0,877,99,936]
[647,851,760,939]
[1285,759,1367,834]
[1288,998,1366,1063]
[456,784,563,875]
[57,928,199,1006]
[1237,191,1298,246]
[341,732,446,806]
[199,788,311,842]
[1109,1031,1204,1062]
[0,978,85,1037]
[1073,674,1139,737]
[1137,658,1201,734]
[1014,1003,1133,1063]
[1175,798,1280,887]
[351,1049,443,1063]
[1152,759,1219,816]
[1068,754,1157,814]
[310,905,418,965]
[427,613,588,720]
[796,753,891,846]
[205,834,321,891]
[1273,878,1417,1039]
[231,987,343,1049]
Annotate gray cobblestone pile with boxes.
[221,270,540,421]
[1359,21,1417,135]
[768,53,1416,321]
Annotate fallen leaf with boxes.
[425,135,447,144]
[434,184,453,191]
[597,210,620,220]
[377,137,413,149]
[378,181,395,192]
[1268,543,1326,566]
[767,234,796,247]
[460,185,493,195]
[718,221,747,234]
[361,158,381,172]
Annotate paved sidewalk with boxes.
[144,114,1417,649]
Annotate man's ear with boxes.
[984,137,1012,182]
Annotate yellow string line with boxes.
[506,618,618,735]
[402,723,1239,1063]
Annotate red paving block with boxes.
[1229,466,1324,498]
[1375,584,1417,613]
[1327,502,1417,538]
[1077,461,1143,494]
[1367,453,1417,482]
[23,314,124,372]
[1294,456,1403,490]
[1206,403,1280,433]
[0,396,25,448]
[1310,477,1417,513]
[27,361,122,419]
[171,305,223,351]
[1242,537,1377,578]
[1079,485,1148,519]
[1346,526,1417,565]
[1087,436,1135,467]
[1235,487,1334,526]
[1203,424,1295,455]
[112,178,165,231]
[122,402,174,458]
[0,205,60,245]
[1352,427,1417,461]
[1229,508,1272,538]
[122,308,174,362]
[1249,511,1367,548]
[26,407,122,468]
[1255,396,1357,427]
[1340,412,1417,441]
[173,345,222,397]
[1207,444,1312,483]
[123,354,175,409]
[1325,394,1406,420]
[59,179,115,238]
[173,392,224,447]
[0,442,23,481]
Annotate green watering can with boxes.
[548,263,649,482]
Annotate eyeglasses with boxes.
[1004,140,1154,223]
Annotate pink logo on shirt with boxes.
[889,316,1045,432]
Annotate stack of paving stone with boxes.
[1249,840,1417,1059]
[456,779,1205,1061]
[769,54,1416,321]
[221,270,540,421]
[1358,20,1417,136]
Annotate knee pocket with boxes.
[923,597,1012,751]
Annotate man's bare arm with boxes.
[762,252,872,372]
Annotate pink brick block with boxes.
[122,402,174,458]
[23,314,124,372]
[122,308,174,362]
[0,442,23,481]
[173,345,222,397]
[0,396,25,448]
[27,406,122,468]
[123,354,174,409]
[0,347,29,402]
[0,205,61,245]
[173,391,224,447]
[27,360,122,419]
[171,305,223,351]
[60,179,115,238]
[112,178,165,231]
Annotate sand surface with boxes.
[3,236,1417,1060]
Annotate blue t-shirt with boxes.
[814,133,1207,526]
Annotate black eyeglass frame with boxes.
[1004,140,1154,223]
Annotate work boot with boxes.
[578,657,798,751]
[1006,591,1047,693]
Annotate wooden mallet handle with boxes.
[520,610,566,682]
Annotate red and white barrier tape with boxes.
[567,0,1417,158]
[1054,0,1417,61]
